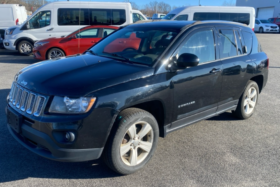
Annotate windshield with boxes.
[260,20,270,23]
[163,14,176,20]
[89,27,179,66]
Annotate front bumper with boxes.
[3,39,16,51]
[263,28,279,32]
[6,106,104,162]
[33,48,46,60]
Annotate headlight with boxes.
[265,25,270,27]
[6,28,16,35]
[49,96,96,114]
[34,41,49,47]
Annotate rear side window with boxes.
[58,9,126,26]
[174,15,188,21]
[219,29,237,59]
[241,31,253,54]
[193,13,250,25]
[177,29,216,64]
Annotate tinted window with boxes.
[58,9,126,26]
[260,20,270,23]
[90,9,110,25]
[177,29,215,63]
[29,11,51,29]
[194,12,250,25]
[163,14,176,20]
[241,31,253,54]
[276,18,280,22]
[234,30,242,55]
[255,20,260,24]
[76,28,98,38]
[268,18,273,23]
[174,15,188,21]
[219,30,237,59]
[112,10,126,25]
[103,28,115,37]
[133,13,145,23]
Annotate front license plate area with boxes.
[7,108,22,133]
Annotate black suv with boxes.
[6,21,268,175]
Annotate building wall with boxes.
[236,0,280,18]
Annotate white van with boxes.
[0,4,28,43]
[3,1,147,54]
[164,6,255,30]
[152,13,166,19]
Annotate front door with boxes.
[77,28,101,54]
[171,27,222,128]
[25,10,54,40]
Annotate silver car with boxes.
[255,18,279,33]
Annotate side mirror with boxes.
[177,53,199,69]
[242,46,248,54]
[70,35,77,39]
[26,22,30,29]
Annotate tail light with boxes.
[16,19,19,25]
[252,28,254,32]
[267,58,269,69]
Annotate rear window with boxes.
[241,31,253,54]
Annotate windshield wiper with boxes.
[85,50,96,55]
[102,52,132,63]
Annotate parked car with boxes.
[3,1,147,55]
[164,6,255,30]
[152,13,166,19]
[255,18,279,33]
[268,17,280,32]
[0,4,28,44]
[33,25,118,60]
[6,21,268,175]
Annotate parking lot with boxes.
[0,34,279,187]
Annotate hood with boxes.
[16,54,154,97]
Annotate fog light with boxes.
[65,132,75,142]
[4,42,9,46]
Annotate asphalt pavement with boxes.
[0,34,279,187]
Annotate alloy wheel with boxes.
[20,43,32,53]
[49,50,64,59]
[244,87,257,114]
[120,121,153,166]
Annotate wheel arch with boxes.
[15,37,35,50]
[250,75,264,93]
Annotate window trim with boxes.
[172,26,218,66]
[174,14,189,21]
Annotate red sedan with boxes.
[33,25,118,60]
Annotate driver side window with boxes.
[176,29,216,64]
[133,13,145,23]
[29,11,51,29]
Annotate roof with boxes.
[129,20,248,30]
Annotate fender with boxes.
[14,37,35,48]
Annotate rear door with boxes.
[217,27,254,111]
[171,27,222,128]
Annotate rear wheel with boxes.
[18,40,33,55]
[259,27,264,33]
[232,81,259,119]
[47,48,65,59]
[103,108,159,175]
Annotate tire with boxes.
[259,27,264,33]
[232,80,259,119]
[47,48,65,59]
[18,40,33,55]
[103,108,159,175]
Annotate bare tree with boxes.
[140,1,171,17]
[222,0,235,6]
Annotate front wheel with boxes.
[18,40,33,55]
[259,27,264,33]
[103,108,159,175]
[47,48,65,59]
[232,81,259,119]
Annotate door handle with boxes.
[91,41,96,43]
[47,28,53,31]
[210,68,221,73]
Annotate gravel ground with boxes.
[0,34,279,187]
